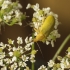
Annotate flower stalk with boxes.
[52,34,70,61]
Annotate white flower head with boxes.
[27,3,60,47]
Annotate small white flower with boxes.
[17,68,20,70]
[33,3,40,11]
[42,7,50,14]
[17,37,23,44]
[1,0,11,9]
[4,15,11,21]
[1,66,7,70]
[18,61,27,67]
[22,62,27,67]
[52,30,61,38]
[38,65,47,70]
[18,3,22,8]
[12,56,17,62]
[25,36,33,44]
[51,40,54,47]
[9,10,14,15]
[26,3,31,9]
[33,12,39,18]
[11,62,18,70]
[0,42,6,48]
[13,47,16,51]
[25,36,28,44]
[24,66,30,70]
[0,59,4,66]
[9,52,13,56]
[15,10,20,18]
[29,37,33,42]
[8,39,14,44]
[4,58,12,64]
[0,52,5,59]
[30,54,35,63]
[34,32,38,36]
[48,60,55,67]
[57,68,63,70]
[66,58,69,66]
[60,63,65,69]
[25,44,31,51]
[18,61,23,66]
[21,55,29,62]
[46,41,50,45]
[30,42,34,45]
[7,44,12,51]
[34,22,40,29]
[17,22,22,26]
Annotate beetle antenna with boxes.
[36,42,44,58]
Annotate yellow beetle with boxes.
[33,15,55,42]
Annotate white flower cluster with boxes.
[26,3,60,47]
[0,36,36,70]
[0,0,25,29]
[47,47,70,70]
[25,36,36,63]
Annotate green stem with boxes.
[31,34,35,70]
[52,34,70,61]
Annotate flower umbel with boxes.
[26,3,60,47]
[0,37,36,70]
[0,0,26,33]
